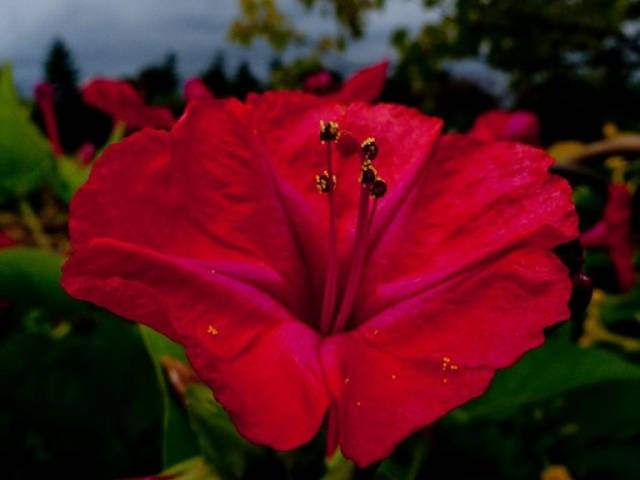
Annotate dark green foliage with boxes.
[136,53,181,109]
[200,54,262,99]
[34,38,112,153]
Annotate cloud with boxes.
[0,0,430,94]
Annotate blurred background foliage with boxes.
[2,0,640,479]
[231,0,640,138]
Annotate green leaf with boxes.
[0,64,54,202]
[186,383,263,479]
[51,155,90,203]
[0,313,163,477]
[0,247,83,315]
[139,326,199,468]
[599,282,640,327]
[321,451,355,480]
[162,456,221,480]
[453,325,640,421]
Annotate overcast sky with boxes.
[0,0,442,95]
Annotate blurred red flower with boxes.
[304,61,389,102]
[581,183,635,291]
[34,82,63,156]
[184,77,215,103]
[62,92,577,466]
[470,109,540,145]
[82,79,175,129]
[0,231,15,249]
[303,70,336,95]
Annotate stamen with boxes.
[320,120,340,142]
[371,178,387,198]
[316,171,336,193]
[360,161,377,186]
[319,121,340,334]
[361,137,378,161]
[331,182,370,332]
[331,136,388,332]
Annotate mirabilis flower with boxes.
[61,92,577,466]
[82,78,175,129]
[184,77,215,103]
[304,61,389,103]
[581,182,635,291]
[470,109,540,145]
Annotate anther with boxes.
[361,137,378,160]
[360,164,377,186]
[320,120,340,142]
[316,171,336,193]
[371,178,387,198]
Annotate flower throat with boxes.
[316,121,387,334]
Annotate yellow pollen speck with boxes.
[207,325,219,336]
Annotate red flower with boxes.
[77,142,97,165]
[470,109,540,145]
[184,78,215,103]
[304,61,388,103]
[82,79,175,129]
[581,183,635,291]
[34,82,63,156]
[0,231,15,249]
[303,70,337,95]
[61,93,577,466]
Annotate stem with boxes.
[108,121,127,144]
[367,197,379,228]
[332,185,371,333]
[96,121,128,160]
[564,135,640,164]
[19,199,52,250]
[319,142,339,334]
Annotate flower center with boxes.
[316,123,387,334]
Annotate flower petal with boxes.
[362,135,577,323]
[82,78,175,129]
[469,109,540,145]
[325,247,570,466]
[62,238,330,449]
[248,92,442,263]
[69,101,314,317]
[322,134,577,465]
[332,61,389,103]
